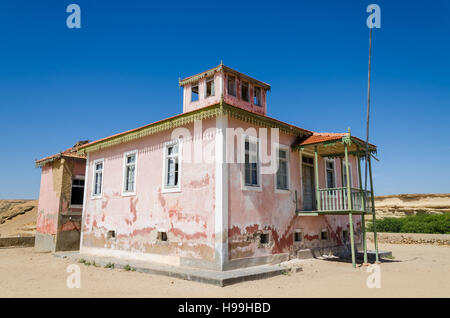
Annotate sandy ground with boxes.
[0,242,448,298]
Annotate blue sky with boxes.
[0,0,449,199]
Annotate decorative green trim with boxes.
[323,141,337,147]
[314,146,321,211]
[341,133,352,145]
[222,103,307,136]
[78,102,310,155]
[179,64,271,90]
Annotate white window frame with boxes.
[91,158,104,199]
[227,75,236,97]
[70,175,85,208]
[241,81,250,102]
[122,150,138,196]
[324,158,337,189]
[274,144,290,193]
[342,161,353,188]
[191,83,199,103]
[241,134,262,191]
[205,77,215,98]
[162,139,182,193]
[253,86,262,106]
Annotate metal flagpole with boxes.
[364,21,379,263]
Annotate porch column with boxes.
[344,144,356,268]
[357,153,368,265]
[314,146,320,211]
[368,156,379,263]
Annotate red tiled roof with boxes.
[298,133,347,146]
[296,132,376,148]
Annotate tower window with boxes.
[205,77,215,98]
[241,81,249,102]
[227,76,236,96]
[191,84,199,102]
[254,86,261,106]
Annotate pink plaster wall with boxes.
[182,71,267,116]
[82,118,217,261]
[36,163,60,235]
[36,159,87,236]
[72,160,86,176]
[223,73,267,116]
[226,117,362,260]
[183,72,222,113]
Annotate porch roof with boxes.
[36,141,88,168]
[291,132,377,157]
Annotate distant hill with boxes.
[0,200,37,237]
[373,193,450,219]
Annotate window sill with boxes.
[121,192,136,197]
[242,185,262,192]
[69,204,83,209]
[91,195,103,200]
[274,188,291,194]
[161,187,181,194]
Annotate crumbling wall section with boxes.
[81,119,217,267]
[227,117,362,266]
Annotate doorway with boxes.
[302,155,316,211]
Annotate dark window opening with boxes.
[294,231,302,242]
[342,230,349,241]
[107,230,116,239]
[158,231,168,242]
[302,156,314,165]
[205,78,215,97]
[241,81,249,102]
[244,139,259,186]
[254,86,261,106]
[191,85,199,102]
[260,233,269,245]
[326,161,335,188]
[70,178,84,205]
[227,76,236,96]
[321,230,328,241]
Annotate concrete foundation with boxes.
[55,251,289,287]
[34,232,56,252]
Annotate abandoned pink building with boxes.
[35,142,88,252]
[36,64,379,269]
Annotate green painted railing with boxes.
[318,187,372,212]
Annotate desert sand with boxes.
[0,242,448,298]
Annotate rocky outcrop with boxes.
[373,193,450,219]
[0,200,38,224]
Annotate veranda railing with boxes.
[318,187,372,212]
